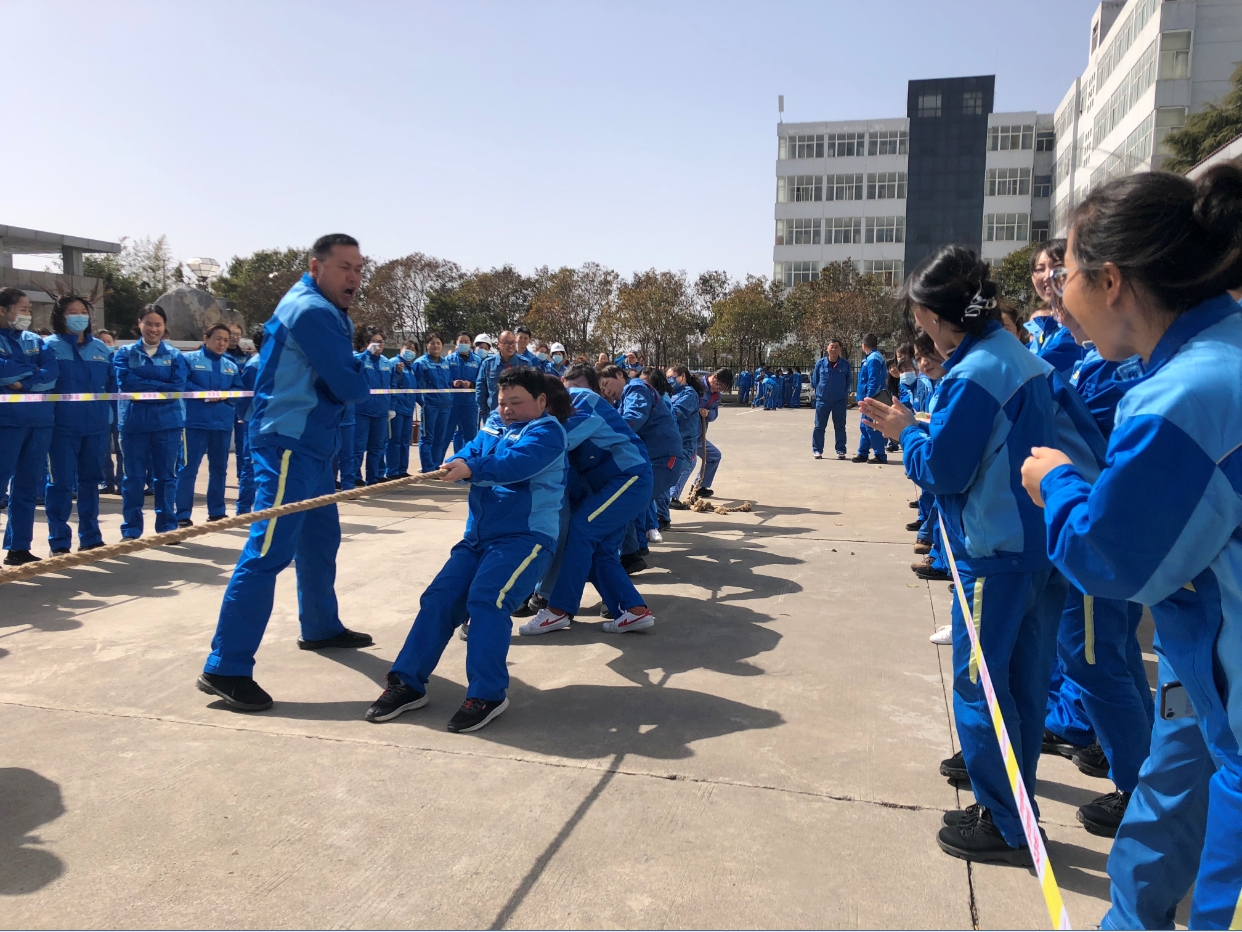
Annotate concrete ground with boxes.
[0,407,1153,928]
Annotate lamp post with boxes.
[186,257,221,290]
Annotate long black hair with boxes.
[901,245,997,337]
[51,294,93,338]
[668,364,705,395]
[640,366,672,395]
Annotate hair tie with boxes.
[963,290,997,319]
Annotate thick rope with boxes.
[0,468,448,585]
[687,420,753,515]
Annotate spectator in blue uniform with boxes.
[235,329,263,512]
[448,332,483,452]
[735,367,752,406]
[385,341,418,479]
[352,325,391,485]
[1023,165,1242,929]
[43,295,111,555]
[475,330,524,417]
[789,367,803,408]
[851,333,888,463]
[95,329,122,495]
[513,325,539,367]
[198,234,373,712]
[810,340,851,459]
[547,342,568,378]
[413,333,454,473]
[175,323,242,526]
[666,365,704,510]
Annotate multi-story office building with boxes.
[774,76,1053,287]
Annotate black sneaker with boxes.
[447,696,509,733]
[512,593,546,618]
[657,518,671,531]
[669,498,689,511]
[937,806,1032,866]
[914,563,952,582]
[940,750,969,782]
[364,673,428,722]
[197,672,273,711]
[600,603,615,619]
[698,488,714,498]
[1042,728,1086,759]
[177,519,193,529]
[905,520,923,532]
[850,454,869,463]
[80,542,106,551]
[50,547,70,556]
[620,554,648,576]
[1073,743,1112,778]
[207,514,226,523]
[1077,790,1130,837]
[909,500,920,509]
[3,550,39,566]
[942,803,982,827]
[297,628,374,650]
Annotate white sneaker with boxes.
[519,608,571,636]
[813,452,822,459]
[929,624,953,645]
[647,528,664,543]
[602,608,655,634]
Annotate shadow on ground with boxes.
[0,768,65,895]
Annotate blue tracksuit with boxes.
[235,353,261,514]
[856,349,888,460]
[754,374,774,409]
[617,377,683,555]
[336,402,356,491]
[811,355,851,456]
[386,360,417,478]
[352,349,391,485]
[390,413,568,701]
[1040,294,1242,929]
[1037,321,1087,378]
[1025,314,1060,354]
[175,346,242,522]
[0,327,58,552]
[448,347,484,451]
[475,352,527,417]
[114,340,188,538]
[736,369,752,406]
[676,389,721,498]
[206,272,370,677]
[413,353,453,473]
[790,371,803,407]
[43,334,111,552]
[667,383,700,502]
[901,319,1106,849]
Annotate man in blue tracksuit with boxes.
[781,369,795,407]
[811,340,851,459]
[475,330,524,419]
[353,331,391,485]
[736,367,752,406]
[764,370,783,411]
[386,346,417,478]
[175,324,243,525]
[692,372,728,496]
[366,366,568,732]
[234,337,263,514]
[448,333,483,452]
[199,234,373,712]
[852,333,888,463]
[790,367,803,408]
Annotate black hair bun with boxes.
[1194,159,1242,247]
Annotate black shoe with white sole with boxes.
[937,806,1032,866]
[447,697,509,733]
[177,519,193,529]
[1072,742,1112,778]
[364,673,428,722]
[1077,789,1130,837]
[297,628,374,650]
[940,750,969,782]
[197,672,273,711]
[3,549,40,566]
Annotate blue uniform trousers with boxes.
[418,405,451,473]
[386,413,413,477]
[1045,661,1096,746]
[451,405,479,453]
[952,568,1066,848]
[335,424,355,491]
[738,387,751,405]
[391,535,551,701]
[45,431,107,551]
[102,426,121,490]
[916,489,936,541]
[235,422,255,514]
[175,427,231,521]
[812,400,847,456]
[549,470,652,616]
[120,429,179,538]
[353,413,387,485]
[204,447,346,676]
[857,415,888,462]
[0,425,53,552]
[624,455,680,555]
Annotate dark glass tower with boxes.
[903,75,995,274]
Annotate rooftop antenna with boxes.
[778,94,784,124]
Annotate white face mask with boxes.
[368,343,383,356]
[900,371,917,385]
[12,314,32,331]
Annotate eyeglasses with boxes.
[1048,265,1078,298]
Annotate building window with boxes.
[1093,39,1157,147]
[1035,131,1056,152]
[779,134,825,159]
[826,132,865,157]
[826,173,864,200]
[866,171,907,200]
[983,213,1030,242]
[1159,31,1192,80]
[775,261,820,287]
[1155,107,1186,157]
[962,91,983,115]
[775,218,822,246]
[1033,175,1052,198]
[917,93,941,118]
[1096,0,1159,88]
[1031,221,1050,243]
[867,130,909,156]
[827,217,862,245]
[864,216,905,244]
[987,124,1035,150]
[862,260,904,286]
[777,175,823,202]
[986,167,1031,197]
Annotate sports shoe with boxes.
[297,628,374,650]
[669,498,689,511]
[837,453,846,460]
[447,696,509,733]
[364,673,428,722]
[80,542,106,551]
[207,514,226,523]
[905,520,922,532]
[458,620,469,641]
[519,608,571,636]
[909,500,920,509]
[1042,728,1086,759]
[914,562,951,582]
[620,553,647,575]
[646,528,664,544]
[3,550,39,566]
[914,541,932,555]
[1073,743,1112,778]
[658,518,671,531]
[600,603,615,619]
[850,454,869,463]
[937,806,1032,866]
[1077,790,1130,837]
[929,624,953,645]
[939,750,969,782]
[177,519,193,529]
[698,488,714,498]
[197,672,273,711]
[50,547,70,556]
[603,608,655,634]
[813,452,822,459]
[511,593,546,618]
[942,803,982,827]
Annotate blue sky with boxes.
[6,1,1098,281]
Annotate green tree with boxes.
[706,275,786,371]
[992,243,1040,307]
[526,261,619,356]
[1162,61,1242,173]
[354,252,462,340]
[212,247,309,326]
[787,261,898,360]
[425,265,535,340]
[612,269,699,368]
[83,235,180,334]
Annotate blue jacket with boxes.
[1037,323,1086,378]
[669,383,701,454]
[0,327,58,429]
[912,373,937,413]
[617,378,681,463]
[46,334,113,437]
[1025,314,1060,353]
[476,352,527,414]
[811,356,851,406]
[413,353,454,409]
[389,360,417,416]
[564,387,651,495]
[899,320,1105,577]
[754,375,775,405]
[1040,295,1242,764]
[1069,345,1144,440]
[114,340,188,433]
[736,370,752,393]
[450,413,568,548]
[448,348,484,407]
[516,349,541,368]
[183,346,242,432]
[355,349,392,418]
[856,350,887,400]
[249,273,370,460]
[235,354,261,423]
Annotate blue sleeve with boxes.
[289,310,369,405]
[810,361,821,391]
[29,340,59,390]
[898,377,998,494]
[670,389,697,424]
[0,346,34,386]
[475,359,489,411]
[619,386,652,433]
[115,349,171,392]
[462,419,565,486]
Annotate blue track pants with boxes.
[353,413,387,485]
[0,425,53,552]
[45,431,107,551]
[418,405,452,473]
[120,429,179,538]
[624,455,679,556]
[451,405,479,453]
[335,424,355,491]
[812,400,847,456]
[175,427,231,521]
[386,413,413,477]
[856,417,887,462]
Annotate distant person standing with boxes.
[475,330,523,417]
[811,340,851,460]
[852,333,888,464]
[175,323,243,526]
[352,325,392,485]
[448,332,483,452]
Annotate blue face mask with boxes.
[400,349,416,363]
[65,314,91,334]
[456,343,471,355]
[552,353,564,364]
[536,352,549,361]
[900,370,917,385]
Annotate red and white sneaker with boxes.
[602,608,655,634]
[518,608,571,636]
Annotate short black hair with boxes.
[0,288,27,311]
[711,368,733,390]
[514,325,532,336]
[204,322,231,339]
[312,233,359,261]
[862,333,878,350]
[140,303,167,324]
[563,362,600,392]
[497,365,551,402]
[456,331,472,341]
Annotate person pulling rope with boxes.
[687,424,752,515]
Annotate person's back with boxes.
[618,377,681,462]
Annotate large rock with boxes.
[153,286,245,341]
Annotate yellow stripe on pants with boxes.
[259,449,292,558]
[496,544,542,609]
[588,475,638,523]
[969,578,985,684]
[1084,595,1096,665]
[1228,886,1242,930]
